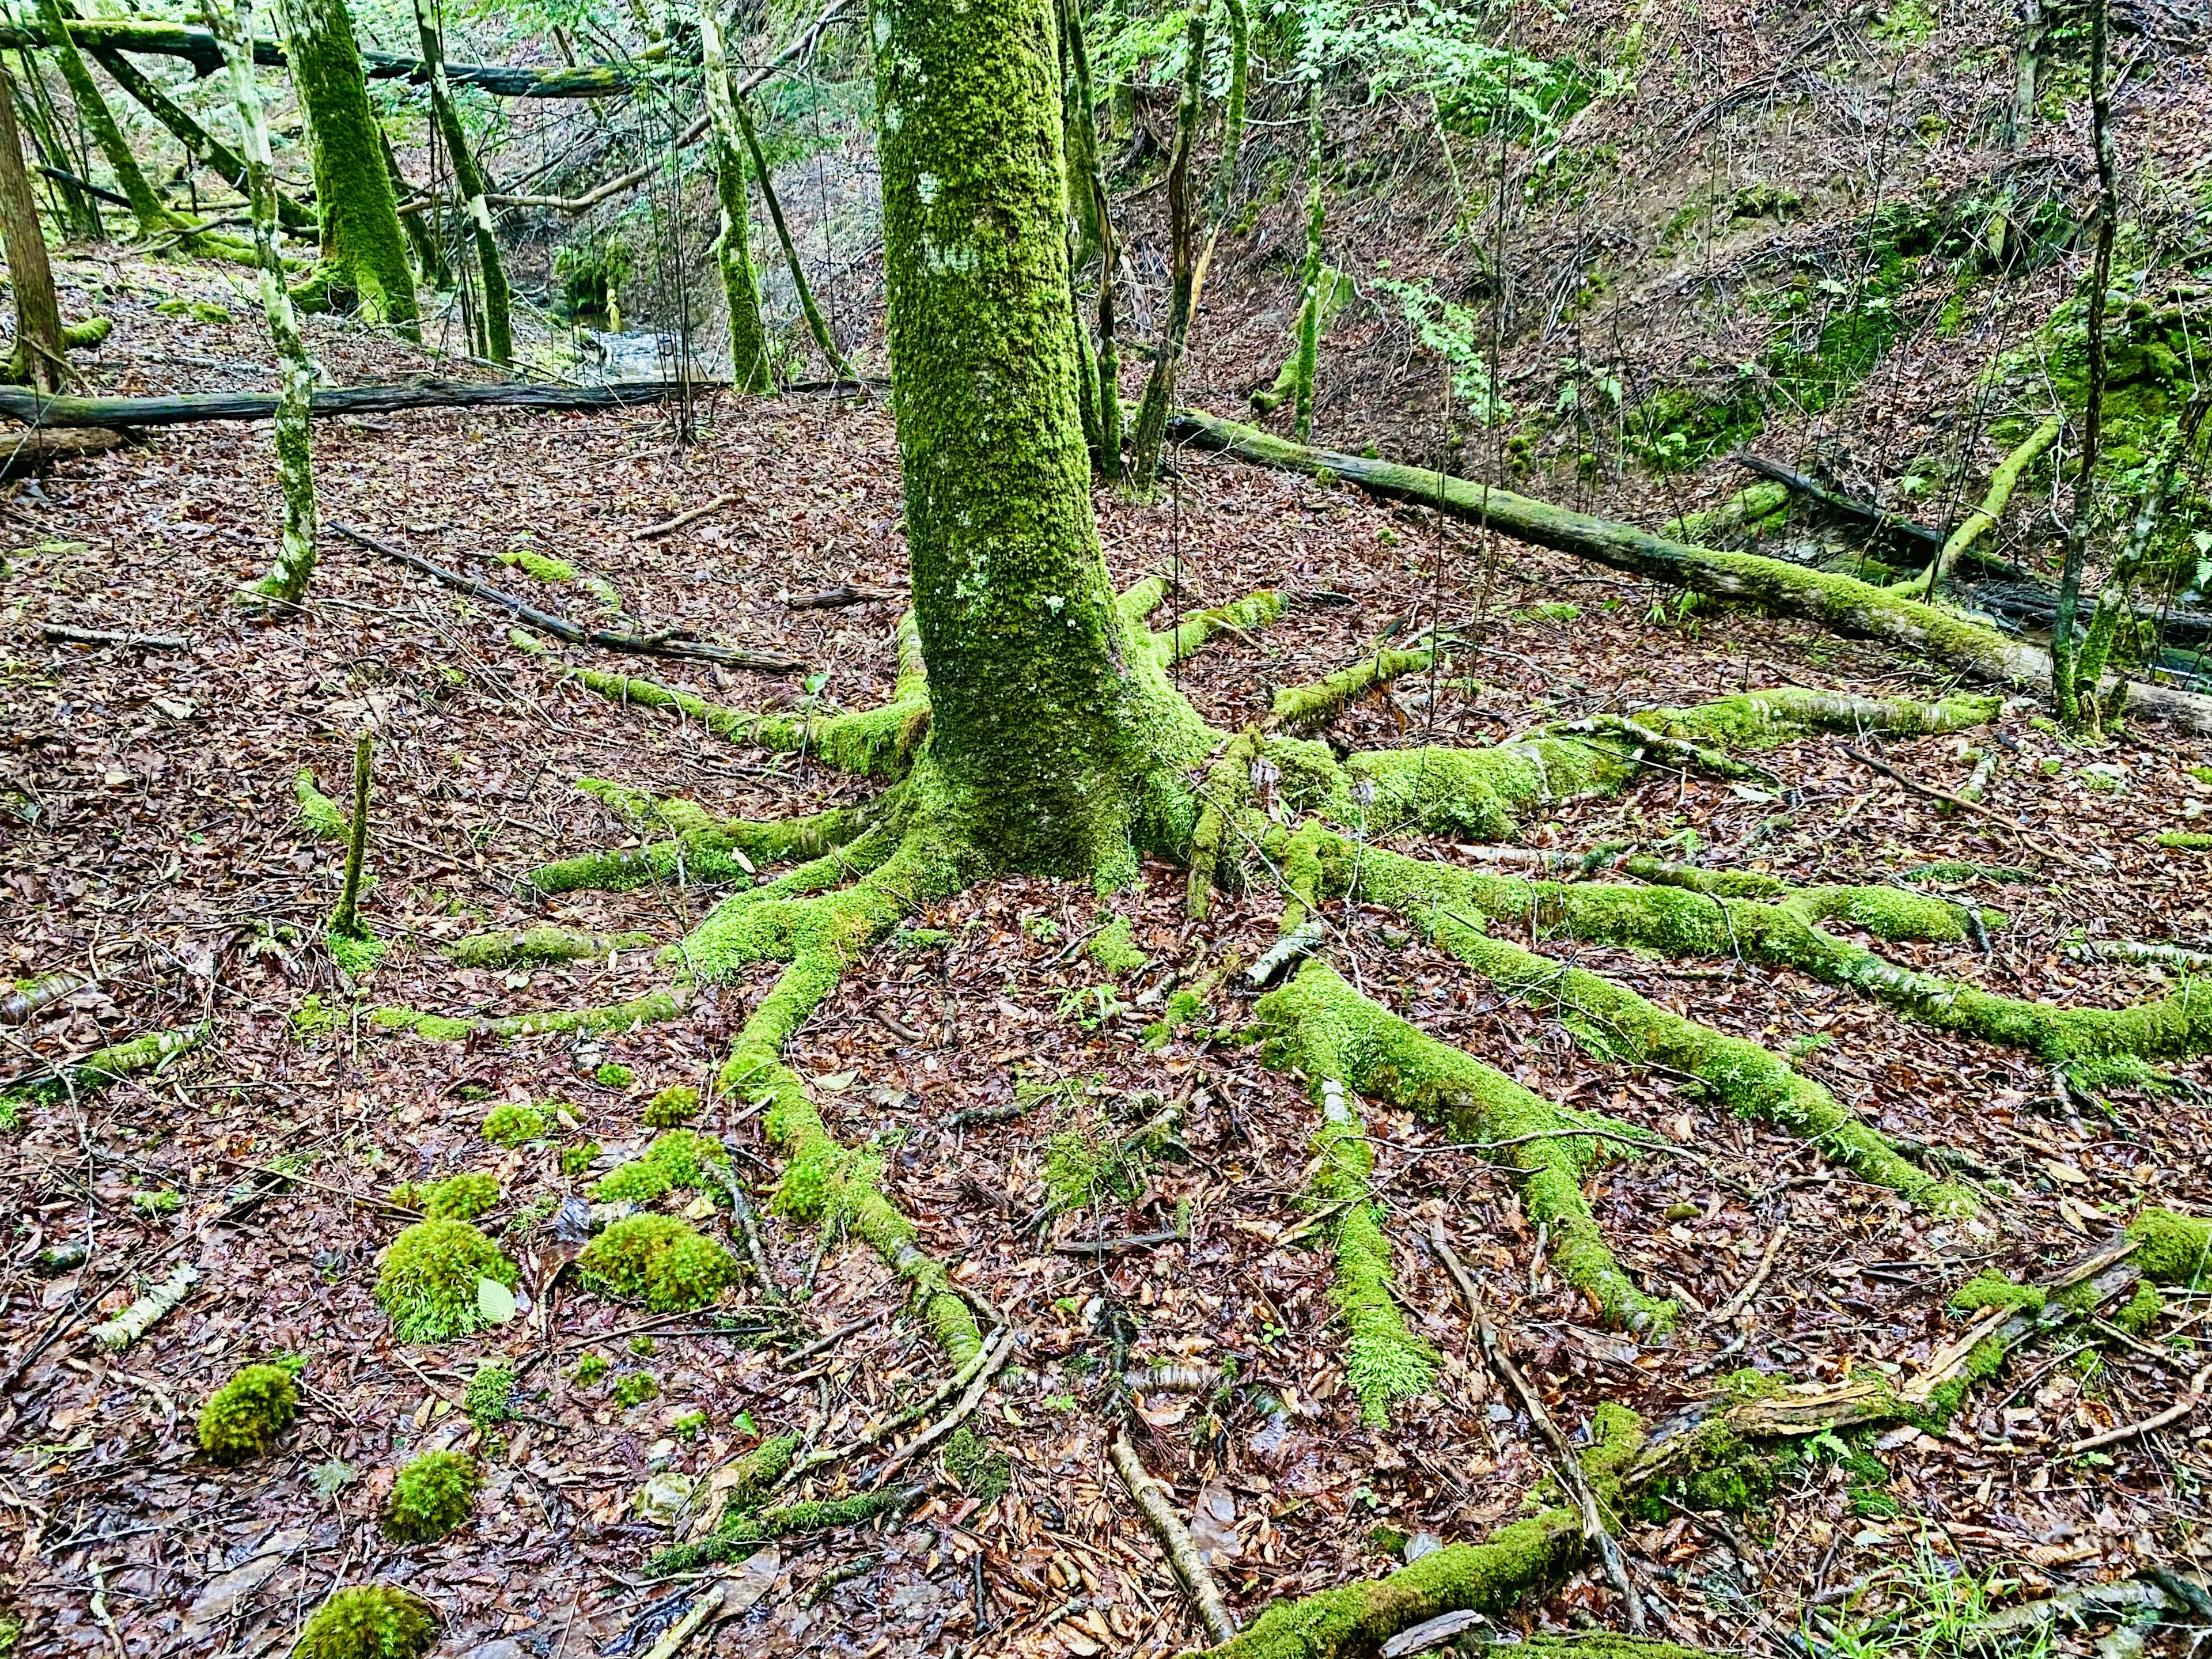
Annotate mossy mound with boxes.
[643,1084,701,1127]
[1949,1270,2044,1315]
[463,1362,516,1428]
[590,1129,729,1206]
[197,1363,300,1464]
[941,1426,1012,1501]
[481,1103,548,1146]
[391,1171,499,1222]
[382,1450,480,1543]
[374,1220,520,1343]
[2131,1206,2212,1289]
[575,1214,737,1312]
[293,1585,437,1659]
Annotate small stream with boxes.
[570,327,724,385]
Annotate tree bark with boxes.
[1290,84,1325,442]
[732,95,853,382]
[1210,0,1247,222]
[1168,408,2212,734]
[874,0,1209,876]
[88,44,315,233]
[274,0,417,334]
[1124,12,1205,491]
[700,0,769,392]
[1062,0,1120,479]
[205,0,317,609]
[0,63,64,391]
[412,0,509,363]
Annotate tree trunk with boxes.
[203,0,317,609]
[12,55,100,236]
[274,0,416,334]
[412,0,509,363]
[700,1,769,392]
[0,63,64,391]
[1062,0,1120,479]
[1211,0,1246,221]
[1290,85,1325,442]
[875,0,1207,877]
[0,376,707,427]
[1123,12,1205,491]
[732,96,853,382]
[88,45,315,234]
[33,0,177,242]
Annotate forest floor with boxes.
[3,252,2212,1659]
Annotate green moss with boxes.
[2113,1282,2166,1336]
[1088,914,1149,975]
[1273,649,1434,734]
[647,1487,919,1575]
[573,1352,610,1386]
[291,994,340,1042]
[643,1085,701,1127]
[2130,1207,2212,1288]
[297,767,347,839]
[382,1450,479,1543]
[595,1063,635,1089]
[292,1586,437,1659]
[576,1214,737,1312]
[591,1130,730,1206]
[482,1103,548,1146]
[463,1362,515,1429]
[560,1142,600,1178]
[197,1363,300,1463]
[610,1370,660,1408]
[1634,1421,1785,1518]
[446,926,652,968]
[374,991,689,1045]
[496,548,577,584]
[941,1426,1012,1500]
[1949,1270,2044,1315]
[374,1220,520,1343]
[2155,831,2212,850]
[391,1172,498,1223]
[1143,985,1207,1049]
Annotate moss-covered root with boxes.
[707,827,987,1366]
[1189,729,1262,919]
[10,1022,209,1107]
[1199,1404,1644,1659]
[1154,590,1285,665]
[445,926,655,968]
[297,767,347,839]
[1259,960,1674,1332]
[1326,843,1972,1213]
[528,785,882,895]
[1627,685,2001,746]
[1274,648,1434,735]
[372,989,686,1044]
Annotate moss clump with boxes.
[2155,831,2212,851]
[643,1085,702,1127]
[374,1220,520,1343]
[1949,1270,2044,1315]
[647,1487,916,1575]
[197,1363,300,1463]
[296,767,347,839]
[2130,1206,2212,1288]
[463,1362,515,1429]
[591,1130,730,1206]
[577,1214,737,1312]
[391,1172,499,1223]
[610,1370,660,1408]
[941,1426,1012,1501]
[496,548,577,584]
[291,994,340,1042]
[481,1103,548,1146]
[595,1062,635,1088]
[1041,1120,1138,1210]
[560,1142,600,1178]
[293,1586,437,1659]
[573,1351,610,1385]
[382,1450,479,1543]
[2113,1281,2166,1336]
[1088,914,1149,975]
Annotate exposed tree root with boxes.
[445,926,655,967]
[1259,960,1673,1334]
[371,990,686,1042]
[1115,1428,1242,1646]
[1158,590,1285,664]
[1274,649,1436,735]
[528,784,882,895]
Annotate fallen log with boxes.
[328,522,804,674]
[3,427,126,476]
[1734,451,1942,552]
[0,377,716,430]
[0,17,642,96]
[1166,408,2212,735]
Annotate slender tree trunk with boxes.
[204,0,318,609]
[274,0,416,334]
[732,95,854,381]
[875,0,1208,876]
[13,55,99,236]
[1124,13,1205,492]
[88,46,313,234]
[33,0,179,242]
[1290,84,1325,443]
[1062,0,1119,479]
[700,1,768,392]
[1211,0,1247,222]
[1055,0,1097,448]
[412,0,509,363]
[381,127,446,285]
[2050,0,2115,726]
[0,64,65,391]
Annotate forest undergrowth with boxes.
[4,247,2212,1659]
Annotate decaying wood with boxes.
[0,378,712,430]
[1111,1428,1240,1646]
[2,426,125,475]
[786,584,904,609]
[329,522,804,674]
[39,623,190,650]
[89,1261,199,1350]
[1734,452,1941,551]
[639,493,737,539]
[0,972,89,1024]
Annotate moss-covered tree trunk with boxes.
[0,63,64,390]
[204,0,317,609]
[34,0,177,243]
[874,0,1208,878]
[412,0,509,363]
[700,0,769,392]
[89,44,315,234]
[273,0,416,334]
[1290,84,1325,442]
[732,96,854,382]
[1061,0,1120,479]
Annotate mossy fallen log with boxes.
[1168,408,2212,734]
[0,377,716,430]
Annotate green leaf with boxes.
[476,1277,518,1324]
